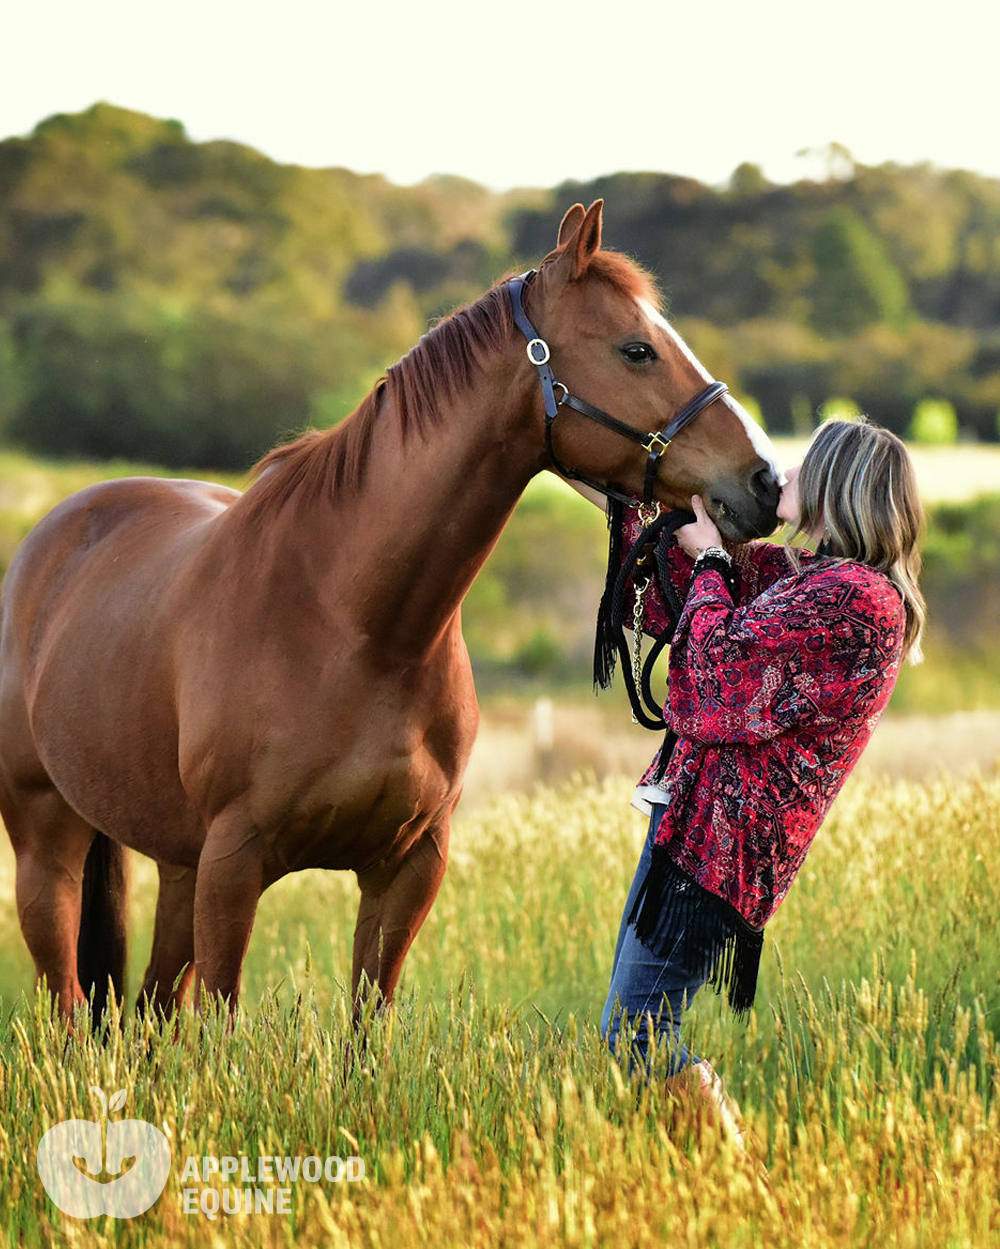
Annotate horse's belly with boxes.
[27,652,205,864]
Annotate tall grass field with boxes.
[1,771,998,1247]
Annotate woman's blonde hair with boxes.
[790,416,926,663]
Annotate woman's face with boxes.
[777,465,801,527]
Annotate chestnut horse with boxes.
[0,201,780,1023]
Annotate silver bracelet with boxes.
[694,545,731,566]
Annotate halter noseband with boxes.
[508,270,728,506]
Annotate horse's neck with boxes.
[249,361,543,660]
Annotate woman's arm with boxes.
[561,481,805,636]
[667,564,904,746]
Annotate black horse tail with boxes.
[77,833,129,1023]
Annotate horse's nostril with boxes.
[750,466,781,508]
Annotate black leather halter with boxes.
[508,270,729,506]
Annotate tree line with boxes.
[2,105,1000,469]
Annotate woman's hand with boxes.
[675,495,724,558]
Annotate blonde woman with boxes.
[599,417,925,1119]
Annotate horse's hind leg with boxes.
[352,819,450,1017]
[139,863,197,1015]
[5,786,97,1021]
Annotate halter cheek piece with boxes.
[508,270,729,507]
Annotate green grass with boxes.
[1,771,999,1246]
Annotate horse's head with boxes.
[524,200,780,540]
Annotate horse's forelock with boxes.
[585,250,661,308]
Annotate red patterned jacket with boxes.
[625,511,906,930]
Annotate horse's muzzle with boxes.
[710,465,781,541]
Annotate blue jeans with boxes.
[600,805,706,1077]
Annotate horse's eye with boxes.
[619,342,657,365]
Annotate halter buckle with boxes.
[642,430,671,455]
[526,338,550,366]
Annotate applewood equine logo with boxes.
[36,1087,171,1219]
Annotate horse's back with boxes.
[4,473,234,609]
[0,476,238,850]
[3,476,235,673]
[12,473,233,560]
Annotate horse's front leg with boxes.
[138,862,197,1016]
[192,817,264,1012]
[352,817,450,1018]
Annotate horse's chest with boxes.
[256,706,476,877]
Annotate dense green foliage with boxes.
[809,207,912,336]
[3,107,1000,467]
[0,105,524,468]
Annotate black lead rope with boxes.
[594,503,694,731]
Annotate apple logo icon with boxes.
[37,1087,171,1218]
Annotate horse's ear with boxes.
[556,199,603,280]
[557,204,586,246]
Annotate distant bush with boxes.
[5,294,330,469]
[810,206,912,337]
[818,396,862,422]
[909,398,959,445]
[0,323,25,429]
[513,629,563,677]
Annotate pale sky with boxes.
[3,0,998,191]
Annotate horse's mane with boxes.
[241,250,658,516]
